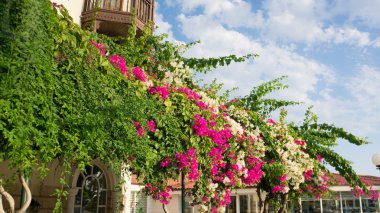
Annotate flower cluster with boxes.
[146,120,156,132]
[132,67,147,82]
[145,184,172,205]
[133,121,145,137]
[160,60,192,87]
[149,85,170,100]
[160,157,171,168]
[175,148,200,181]
[110,54,129,78]
[133,120,156,137]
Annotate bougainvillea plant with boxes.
[0,0,377,213]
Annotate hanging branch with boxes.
[162,204,169,213]
[257,185,264,213]
[278,193,288,213]
[15,172,31,213]
[0,180,15,213]
[0,195,5,213]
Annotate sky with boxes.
[154,0,380,176]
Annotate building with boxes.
[129,174,380,213]
[54,0,154,36]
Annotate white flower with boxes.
[200,205,208,212]
[225,116,244,135]
[223,177,231,184]
[217,206,225,213]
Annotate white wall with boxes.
[147,195,181,213]
[52,0,85,24]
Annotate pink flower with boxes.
[351,186,364,197]
[317,154,323,163]
[315,193,321,199]
[147,120,156,132]
[175,153,188,170]
[109,54,130,78]
[280,174,287,182]
[304,170,313,181]
[89,41,106,56]
[369,189,379,200]
[52,2,57,7]
[192,114,209,137]
[243,165,263,185]
[160,158,171,168]
[149,85,169,100]
[137,127,145,137]
[133,121,139,127]
[211,207,217,213]
[294,140,305,146]
[132,67,147,82]
[267,118,276,125]
[271,184,285,193]
[177,87,199,101]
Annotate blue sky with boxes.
[154,0,380,176]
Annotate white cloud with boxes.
[170,0,380,48]
[260,0,379,47]
[178,13,334,104]
[168,0,265,29]
[297,65,380,135]
[154,2,175,41]
[346,65,380,131]
[333,0,380,28]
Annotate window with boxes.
[227,195,257,213]
[130,191,147,213]
[74,165,107,213]
[185,196,195,213]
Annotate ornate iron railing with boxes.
[83,0,153,23]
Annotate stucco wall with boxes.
[52,0,84,24]
[147,195,180,213]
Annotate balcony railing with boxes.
[81,0,154,36]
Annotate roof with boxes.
[130,174,195,189]
[331,173,380,186]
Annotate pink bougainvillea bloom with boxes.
[160,157,171,168]
[211,207,218,213]
[89,41,106,56]
[149,85,169,100]
[52,2,57,7]
[147,120,156,132]
[109,54,130,78]
[267,118,276,125]
[133,121,139,127]
[315,193,321,199]
[280,174,287,182]
[317,154,323,163]
[294,140,305,146]
[304,170,313,181]
[351,186,364,197]
[132,67,147,82]
[369,189,379,200]
[271,184,284,193]
[137,127,145,137]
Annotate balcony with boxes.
[81,0,154,37]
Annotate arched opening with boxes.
[73,165,108,213]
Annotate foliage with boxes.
[0,0,377,212]
[240,76,300,117]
